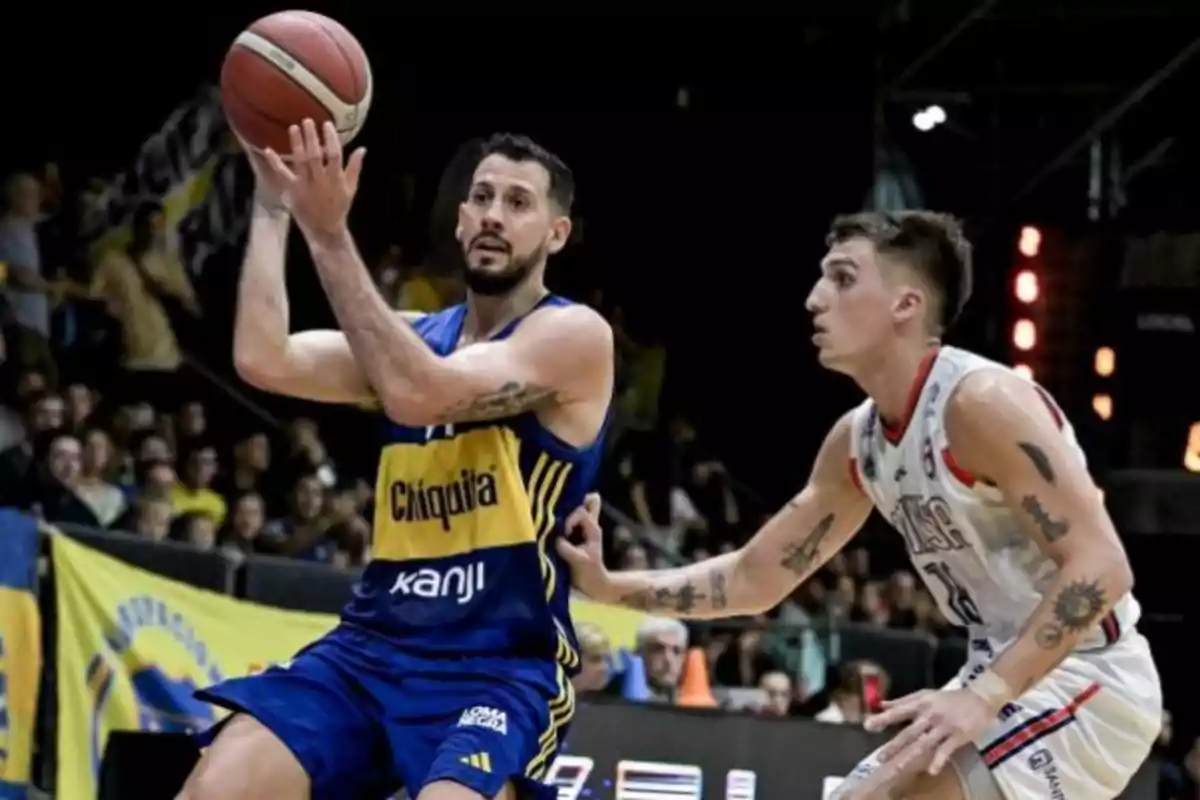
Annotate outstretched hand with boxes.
[254,118,366,242]
[557,493,609,599]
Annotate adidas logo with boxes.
[459,752,493,773]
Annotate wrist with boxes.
[253,195,289,218]
[965,669,1016,712]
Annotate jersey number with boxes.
[922,561,984,626]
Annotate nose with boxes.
[804,282,825,315]
[480,201,504,231]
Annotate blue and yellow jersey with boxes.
[341,295,607,674]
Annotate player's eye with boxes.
[470,189,491,205]
[507,194,530,211]
[834,271,855,288]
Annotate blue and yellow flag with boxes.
[0,511,42,800]
[51,535,337,800]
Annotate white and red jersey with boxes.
[848,346,1139,651]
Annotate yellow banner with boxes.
[52,535,337,800]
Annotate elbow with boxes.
[1107,555,1135,599]
[377,390,444,428]
[233,349,275,390]
[729,550,783,615]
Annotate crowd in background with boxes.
[3,165,1197,795]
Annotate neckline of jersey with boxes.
[880,346,942,445]
[450,291,555,351]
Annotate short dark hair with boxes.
[827,210,973,331]
[479,132,575,213]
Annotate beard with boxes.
[461,240,547,296]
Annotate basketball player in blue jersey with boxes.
[179,121,614,800]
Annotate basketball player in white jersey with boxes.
[559,211,1162,799]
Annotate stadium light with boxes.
[1185,422,1200,473]
[912,105,947,132]
[1012,319,1037,351]
[1018,226,1042,258]
[1092,394,1113,421]
[1012,363,1034,380]
[1014,270,1039,304]
[1094,347,1115,377]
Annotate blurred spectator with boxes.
[130,496,173,541]
[572,622,613,695]
[64,382,96,432]
[175,401,208,448]
[0,389,65,505]
[215,432,276,511]
[260,473,336,563]
[757,670,794,718]
[88,202,200,410]
[170,444,226,525]
[174,510,217,551]
[712,616,780,688]
[852,581,892,626]
[1,173,56,383]
[815,661,889,726]
[887,570,919,629]
[31,430,100,526]
[636,617,688,704]
[285,418,336,488]
[76,428,127,526]
[219,492,268,560]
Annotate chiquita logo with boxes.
[389,468,499,531]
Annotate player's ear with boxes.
[455,203,468,243]
[892,285,925,324]
[547,215,572,255]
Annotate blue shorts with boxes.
[195,624,574,800]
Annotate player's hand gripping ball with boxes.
[257,119,366,244]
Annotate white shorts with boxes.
[835,632,1162,800]
[960,632,1162,799]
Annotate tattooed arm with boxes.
[232,202,430,406]
[562,412,872,618]
[304,232,612,430]
[944,370,1134,698]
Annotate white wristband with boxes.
[966,669,1016,709]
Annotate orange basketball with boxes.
[220,11,372,154]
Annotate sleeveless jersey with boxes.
[340,295,607,674]
[848,346,1139,650]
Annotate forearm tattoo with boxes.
[1034,579,1107,650]
[618,567,730,615]
[779,513,836,576]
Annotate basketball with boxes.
[220,11,372,155]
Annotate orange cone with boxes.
[676,646,717,707]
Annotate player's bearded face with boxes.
[457,155,563,296]
[460,234,548,296]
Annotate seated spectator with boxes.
[814,660,890,726]
[712,616,780,688]
[170,443,227,525]
[75,428,126,526]
[572,621,613,695]
[30,430,100,526]
[173,510,217,551]
[0,388,65,505]
[636,616,688,704]
[851,580,892,626]
[260,473,337,563]
[757,670,794,718]
[130,496,173,541]
[219,492,268,560]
